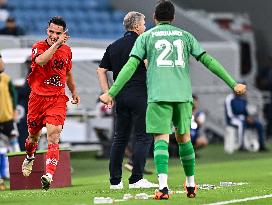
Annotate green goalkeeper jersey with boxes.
[130,22,205,103]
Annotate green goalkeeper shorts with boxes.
[146,101,193,134]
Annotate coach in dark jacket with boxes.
[97,11,157,189]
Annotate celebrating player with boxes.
[100,0,246,200]
[21,16,80,190]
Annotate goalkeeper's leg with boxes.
[176,132,197,198]
[153,135,170,200]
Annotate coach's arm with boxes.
[99,56,140,105]
[97,67,110,94]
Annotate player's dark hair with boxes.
[155,0,175,21]
[48,16,66,30]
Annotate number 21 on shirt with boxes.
[155,39,185,68]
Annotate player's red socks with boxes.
[46,144,59,176]
[25,138,38,158]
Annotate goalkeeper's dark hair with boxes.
[155,0,175,21]
[48,16,66,30]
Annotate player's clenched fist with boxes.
[233,83,246,95]
[71,94,80,104]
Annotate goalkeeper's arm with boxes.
[108,56,140,97]
[199,53,237,89]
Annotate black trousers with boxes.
[109,95,152,185]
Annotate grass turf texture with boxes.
[1,143,272,205]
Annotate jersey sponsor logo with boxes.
[151,30,183,37]
[44,74,63,87]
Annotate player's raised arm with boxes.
[199,52,246,95]
[35,24,69,66]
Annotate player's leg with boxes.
[0,143,8,190]
[153,134,170,199]
[176,132,197,198]
[1,120,20,183]
[22,129,41,177]
[250,120,267,151]
[174,102,197,198]
[41,123,62,190]
[146,102,172,200]
[41,95,68,190]
[22,92,44,176]
[4,120,20,152]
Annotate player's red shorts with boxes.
[27,92,69,135]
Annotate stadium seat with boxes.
[112,10,125,22]
[81,0,98,10]
[0,21,5,29]
[8,0,138,40]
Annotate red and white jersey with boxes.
[28,40,72,96]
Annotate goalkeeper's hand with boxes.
[233,83,246,95]
[99,92,113,109]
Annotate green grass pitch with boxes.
[0,143,272,205]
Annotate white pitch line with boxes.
[203,194,272,205]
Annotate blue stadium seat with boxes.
[18,0,34,10]
[96,11,110,23]
[32,1,49,10]
[0,21,5,29]
[96,0,110,10]
[8,0,21,9]
[111,10,125,22]
[73,10,87,22]
[81,0,98,10]
[12,10,26,20]
[9,0,144,39]
[35,21,47,33]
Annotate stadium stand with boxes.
[9,0,126,39]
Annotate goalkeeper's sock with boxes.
[46,144,59,176]
[178,141,196,187]
[158,173,168,190]
[154,140,169,189]
[186,176,195,187]
[25,138,38,158]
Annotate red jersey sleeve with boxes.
[31,42,46,63]
[66,49,72,72]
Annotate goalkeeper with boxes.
[100,0,246,200]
